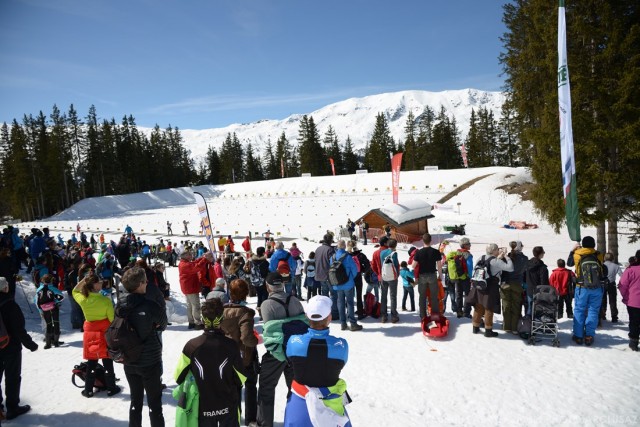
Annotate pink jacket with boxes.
[619,265,640,309]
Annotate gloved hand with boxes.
[27,342,38,352]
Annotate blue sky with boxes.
[0,0,508,129]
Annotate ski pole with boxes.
[18,279,34,313]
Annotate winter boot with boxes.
[82,372,95,398]
[484,328,498,338]
[629,338,639,352]
[44,333,53,350]
[584,336,594,346]
[473,326,481,334]
[104,373,122,396]
[54,334,64,347]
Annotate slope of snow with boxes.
[141,89,506,161]
[11,166,639,427]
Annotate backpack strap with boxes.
[270,294,294,317]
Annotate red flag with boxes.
[391,152,403,204]
[280,157,285,178]
[461,143,468,168]
[329,157,336,176]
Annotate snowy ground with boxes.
[9,167,640,426]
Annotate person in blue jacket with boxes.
[284,295,352,427]
[330,240,362,331]
[28,231,46,264]
[268,242,297,294]
[34,274,65,349]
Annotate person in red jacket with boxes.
[242,236,252,258]
[197,251,217,299]
[178,251,209,329]
[369,236,389,284]
[549,258,575,319]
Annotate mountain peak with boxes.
[146,89,505,160]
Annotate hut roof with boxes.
[366,199,434,226]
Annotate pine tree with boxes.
[342,136,359,174]
[496,97,523,167]
[415,106,435,169]
[263,139,278,180]
[364,113,395,172]
[500,0,640,254]
[244,143,264,182]
[204,146,221,184]
[275,132,298,177]
[403,111,418,170]
[428,107,462,169]
[323,126,343,174]
[297,115,327,176]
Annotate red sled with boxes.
[422,313,449,338]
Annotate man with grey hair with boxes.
[446,237,474,318]
[119,266,167,426]
[257,272,305,427]
[314,234,338,318]
[467,244,513,337]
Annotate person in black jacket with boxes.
[175,297,246,427]
[0,279,38,421]
[524,246,550,316]
[120,267,167,427]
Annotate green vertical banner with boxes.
[558,0,581,241]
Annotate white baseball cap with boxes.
[305,295,332,321]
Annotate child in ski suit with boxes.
[34,274,65,349]
[399,261,415,312]
[549,259,575,319]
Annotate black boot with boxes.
[44,333,53,350]
[104,373,122,396]
[484,328,498,338]
[54,334,64,347]
[82,372,95,397]
[629,338,639,352]
[473,326,481,334]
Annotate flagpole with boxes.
[558,0,581,241]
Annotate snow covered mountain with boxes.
[151,88,506,161]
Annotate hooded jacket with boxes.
[525,257,550,297]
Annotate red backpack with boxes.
[364,292,380,319]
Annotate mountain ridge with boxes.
[142,88,506,161]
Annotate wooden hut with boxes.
[360,199,435,243]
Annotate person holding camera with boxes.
[467,244,513,337]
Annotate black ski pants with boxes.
[124,362,165,427]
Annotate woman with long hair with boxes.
[73,271,121,397]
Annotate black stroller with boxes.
[528,285,560,347]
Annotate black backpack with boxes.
[579,253,603,289]
[72,361,108,390]
[328,253,350,286]
[105,306,144,364]
[37,285,57,312]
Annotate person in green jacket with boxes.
[73,271,120,397]
[174,298,246,427]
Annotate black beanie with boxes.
[581,236,595,249]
